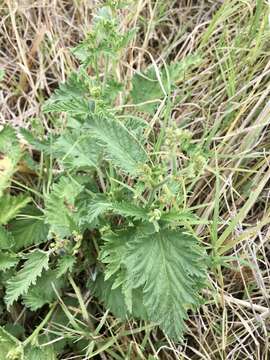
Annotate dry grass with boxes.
[1,0,270,359]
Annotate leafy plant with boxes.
[0,4,209,349]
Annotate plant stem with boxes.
[23,302,57,347]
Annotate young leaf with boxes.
[123,116,148,137]
[86,115,148,176]
[72,6,133,65]
[5,250,50,307]
[161,210,209,226]
[45,177,83,238]
[124,226,206,339]
[0,194,30,225]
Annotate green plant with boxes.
[0,5,209,352]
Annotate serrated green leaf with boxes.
[53,129,101,170]
[81,196,149,226]
[131,55,201,114]
[23,270,64,311]
[161,210,208,225]
[5,250,50,307]
[0,226,14,250]
[100,225,206,339]
[45,177,83,238]
[100,230,127,281]
[124,226,206,339]
[86,115,148,176]
[0,252,18,271]
[82,196,112,225]
[99,228,148,318]
[56,255,76,278]
[9,207,49,251]
[90,273,147,320]
[112,202,148,221]
[42,72,91,116]
[0,194,30,225]
[90,273,128,318]
[123,116,148,137]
